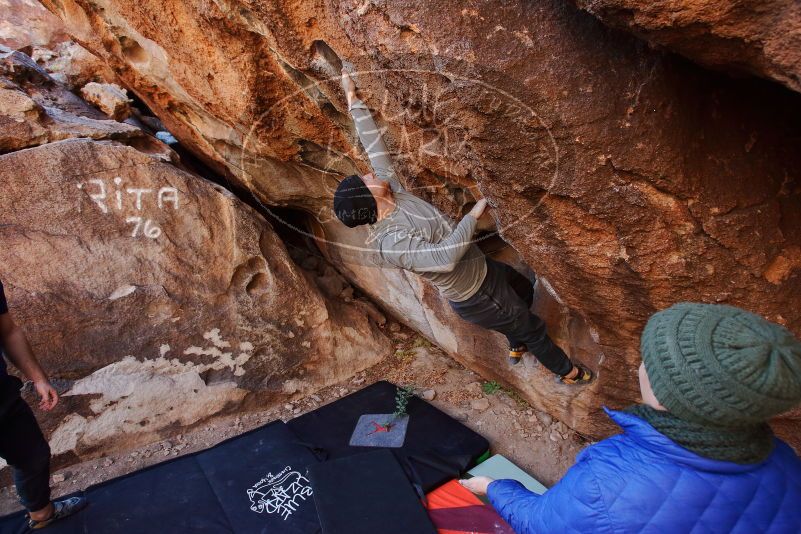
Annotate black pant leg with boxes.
[502,263,534,308]
[492,264,572,375]
[0,389,52,512]
[498,262,535,348]
[521,329,573,376]
[506,311,572,376]
[453,261,573,376]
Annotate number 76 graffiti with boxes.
[125,217,162,238]
[77,177,180,239]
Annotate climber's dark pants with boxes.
[0,377,52,512]
[449,258,573,376]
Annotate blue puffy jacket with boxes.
[488,408,801,533]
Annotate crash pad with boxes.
[425,480,513,534]
[0,421,322,534]
[307,449,436,534]
[467,454,547,495]
[289,381,489,491]
[0,381,490,533]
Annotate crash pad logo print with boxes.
[247,466,312,520]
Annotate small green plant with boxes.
[376,386,415,430]
[482,381,501,395]
[394,348,415,362]
[480,381,529,407]
[411,336,432,349]
[393,385,415,418]
[503,387,530,408]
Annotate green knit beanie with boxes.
[641,302,801,426]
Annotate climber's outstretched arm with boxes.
[377,200,487,273]
[379,212,479,273]
[341,69,403,192]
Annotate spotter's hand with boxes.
[459,476,494,496]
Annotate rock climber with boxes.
[333,69,593,385]
[0,279,87,529]
[461,302,801,533]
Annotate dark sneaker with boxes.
[28,496,87,530]
[508,344,527,365]
[559,364,595,385]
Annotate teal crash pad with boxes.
[468,454,547,495]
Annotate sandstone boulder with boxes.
[0,135,391,463]
[0,0,69,50]
[573,0,801,94]
[38,0,801,446]
[0,48,141,152]
[80,81,132,120]
[34,41,118,90]
[0,0,117,92]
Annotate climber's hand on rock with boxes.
[476,207,496,232]
[341,68,357,103]
[469,198,488,219]
[460,476,494,495]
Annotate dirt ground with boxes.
[0,325,589,515]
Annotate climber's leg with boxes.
[498,262,535,362]
[502,262,534,308]
[515,318,572,376]
[450,259,573,376]
[493,262,593,382]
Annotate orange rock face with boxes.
[0,0,69,50]
[0,0,116,91]
[0,51,391,464]
[35,0,801,444]
[573,0,801,94]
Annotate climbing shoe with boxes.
[509,344,527,365]
[28,496,87,530]
[559,363,594,385]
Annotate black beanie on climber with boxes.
[334,174,378,228]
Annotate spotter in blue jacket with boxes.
[488,408,801,534]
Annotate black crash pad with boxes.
[307,449,436,534]
[289,381,489,492]
[1,381,488,533]
[0,421,321,534]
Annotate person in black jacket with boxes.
[0,280,86,529]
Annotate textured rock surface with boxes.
[573,0,801,93]
[0,0,68,50]
[38,0,801,443]
[0,48,141,152]
[80,81,131,120]
[0,52,392,467]
[35,41,118,90]
[0,137,391,463]
[0,0,116,90]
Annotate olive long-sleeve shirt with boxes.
[349,98,487,302]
